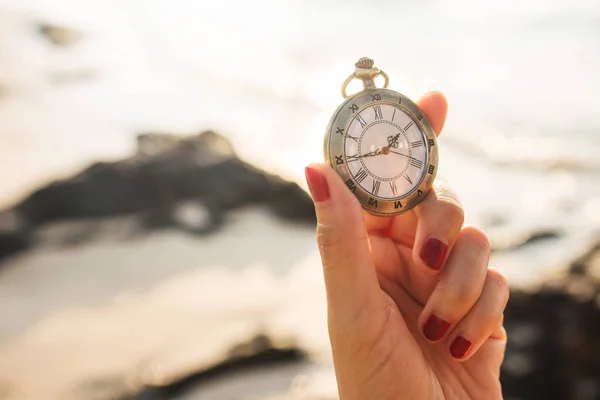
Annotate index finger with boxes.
[416,91,448,137]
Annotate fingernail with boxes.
[450,336,472,359]
[305,166,330,202]
[423,314,451,341]
[420,238,448,270]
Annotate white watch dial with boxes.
[344,103,428,199]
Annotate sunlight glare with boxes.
[303,61,354,111]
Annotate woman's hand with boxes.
[304,91,509,400]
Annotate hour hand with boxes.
[347,147,386,161]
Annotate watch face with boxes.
[325,88,438,216]
[344,103,427,199]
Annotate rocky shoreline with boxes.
[0,131,316,261]
[501,242,600,400]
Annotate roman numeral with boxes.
[371,93,381,101]
[356,115,367,128]
[392,108,396,121]
[417,189,423,196]
[394,200,402,209]
[368,197,378,208]
[411,141,423,148]
[404,121,414,131]
[355,168,368,183]
[398,97,402,104]
[418,115,423,121]
[428,138,435,147]
[336,127,344,136]
[410,158,423,169]
[372,179,381,195]
[349,103,359,113]
[428,165,435,174]
[346,179,357,193]
[373,105,383,120]
[335,155,344,165]
[389,181,398,196]
[404,174,412,185]
[347,135,359,142]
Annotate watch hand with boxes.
[364,148,384,158]
[347,147,388,160]
[389,149,418,160]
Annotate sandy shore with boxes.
[0,209,337,399]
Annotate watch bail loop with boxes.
[341,57,389,98]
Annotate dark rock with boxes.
[130,334,306,400]
[501,243,600,400]
[0,211,30,260]
[490,228,562,252]
[0,130,316,262]
[37,23,82,47]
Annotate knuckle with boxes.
[486,268,510,304]
[316,222,342,251]
[438,280,481,312]
[416,183,465,226]
[462,225,492,257]
[316,216,365,251]
[316,227,344,273]
[434,183,462,206]
[436,197,465,226]
[316,219,368,273]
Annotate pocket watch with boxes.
[324,57,438,217]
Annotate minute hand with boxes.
[388,149,416,160]
[389,149,424,169]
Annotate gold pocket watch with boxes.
[324,57,438,217]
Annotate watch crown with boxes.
[355,57,374,69]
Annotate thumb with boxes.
[304,163,382,325]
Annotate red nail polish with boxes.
[422,315,451,341]
[450,336,472,359]
[305,166,330,202]
[420,238,448,270]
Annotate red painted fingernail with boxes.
[450,336,472,359]
[423,315,451,341]
[420,238,448,270]
[305,166,330,202]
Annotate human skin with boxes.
[304,91,509,400]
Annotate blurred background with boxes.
[0,0,599,399]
